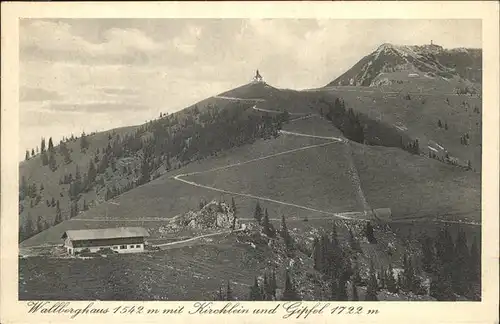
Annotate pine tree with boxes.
[231,197,237,213]
[31,148,35,157]
[225,281,233,301]
[262,273,271,301]
[312,237,322,272]
[280,215,294,250]
[48,137,54,152]
[25,150,30,160]
[216,287,225,301]
[365,261,379,301]
[249,277,261,301]
[35,215,44,234]
[386,263,398,293]
[469,236,480,282]
[365,221,376,243]
[80,132,89,151]
[41,138,46,153]
[348,227,361,252]
[254,202,263,224]
[351,282,359,301]
[41,151,49,166]
[23,214,34,240]
[422,235,436,273]
[453,229,470,294]
[430,267,456,301]
[54,200,62,225]
[330,278,338,301]
[337,277,348,301]
[282,270,300,301]
[262,208,275,237]
[270,269,277,299]
[49,151,57,171]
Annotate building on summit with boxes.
[252,69,264,83]
[61,227,150,255]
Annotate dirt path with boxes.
[213,95,265,102]
[252,105,305,116]
[179,139,343,176]
[153,228,245,249]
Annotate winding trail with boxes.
[179,94,480,227]
[154,228,245,249]
[172,97,364,221]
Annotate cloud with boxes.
[20,19,167,65]
[49,102,149,113]
[19,86,61,102]
[100,87,140,96]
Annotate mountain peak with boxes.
[327,42,482,87]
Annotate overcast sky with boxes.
[19,19,481,158]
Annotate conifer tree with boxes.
[41,138,46,153]
[87,160,97,188]
[263,273,271,301]
[41,151,49,166]
[430,267,456,301]
[330,278,338,301]
[270,269,277,299]
[337,277,348,301]
[422,235,436,273]
[331,221,339,246]
[249,277,261,301]
[25,150,30,160]
[351,282,359,301]
[216,287,225,301]
[48,137,54,152]
[312,237,322,272]
[365,221,376,243]
[453,229,470,294]
[35,215,44,234]
[386,263,398,293]
[262,208,275,237]
[254,202,263,224]
[226,281,233,301]
[22,214,34,240]
[282,270,300,301]
[365,260,379,301]
[280,215,294,250]
[31,148,35,157]
[231,197,237,213]
[469,236,480,282]
[54,200,62,225]
[49,151,57,171]
[348,227,361,252]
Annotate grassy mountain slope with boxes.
[328,43,481,87]
[19,45,482,301]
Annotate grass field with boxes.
[350,141,481,221]
[185,142,361,215]
[20,215,466,301]
[20,230,315,301]
[319,86,482,171]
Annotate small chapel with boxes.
[252,69,264,83]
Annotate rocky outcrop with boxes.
[163,200,239,232]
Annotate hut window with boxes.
[120,245,126,249]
